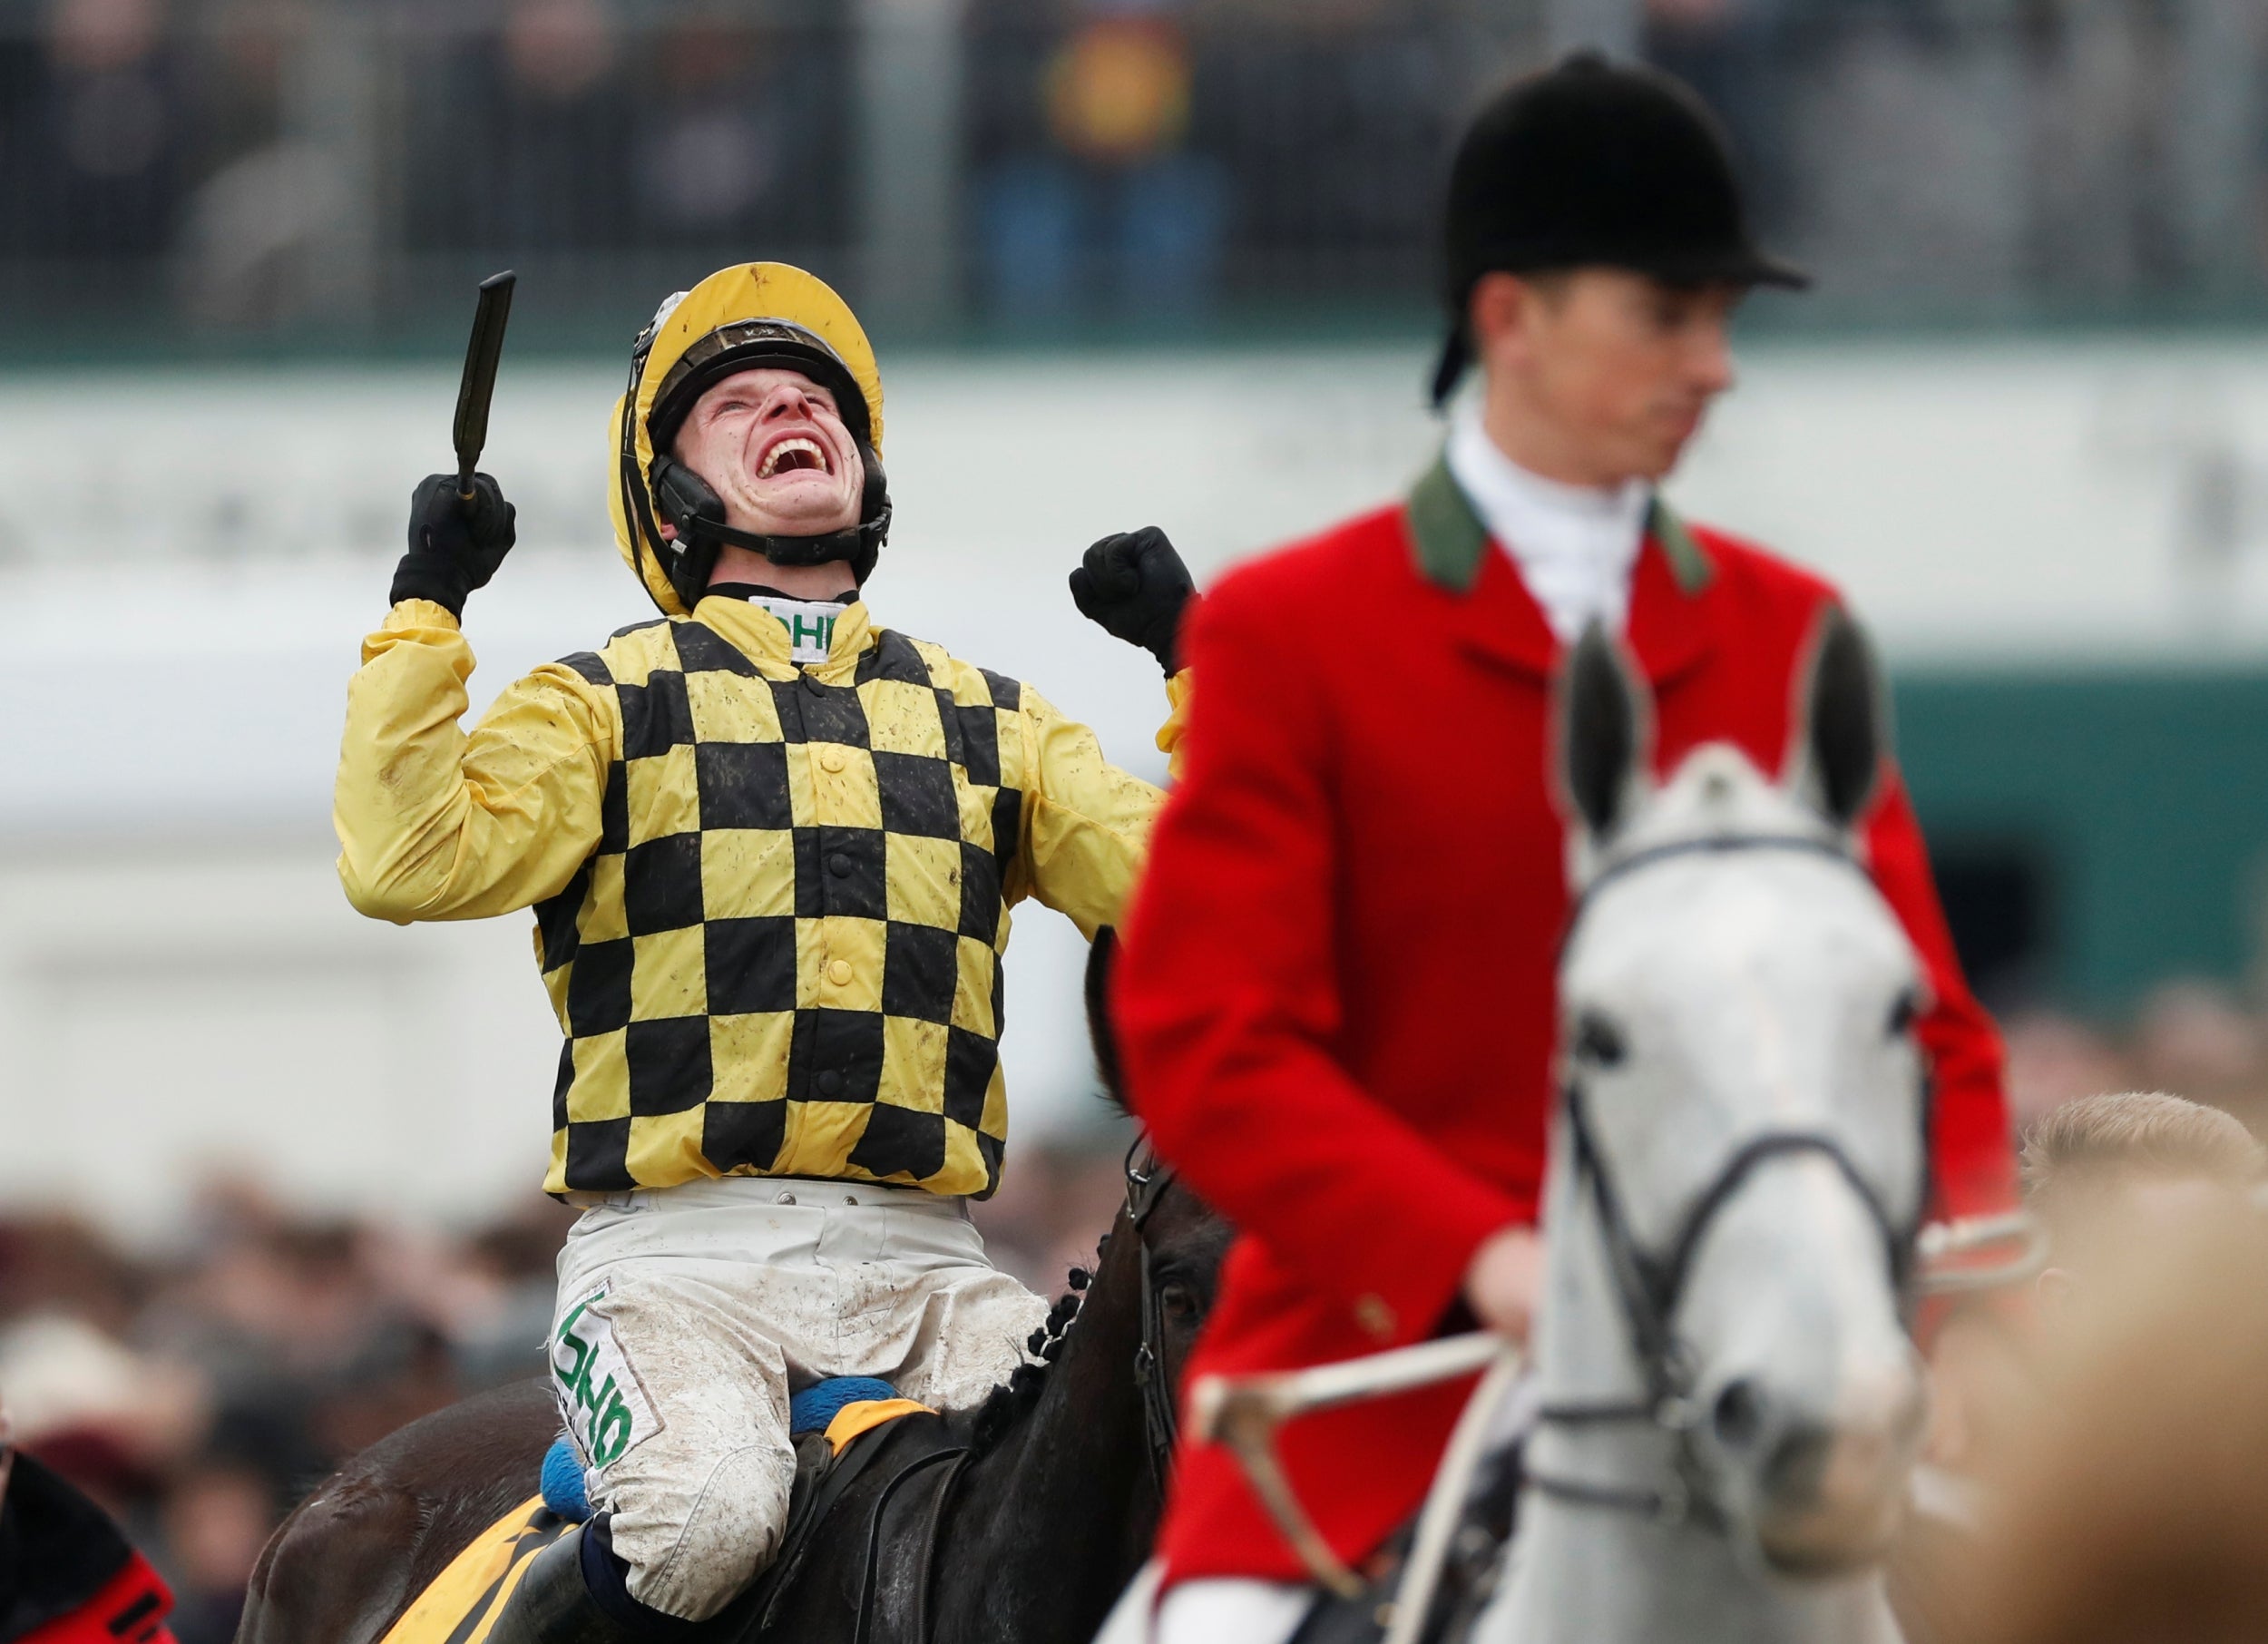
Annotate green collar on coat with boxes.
[1404,452,1715,598]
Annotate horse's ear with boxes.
[1793,605,1887,831]
[1086,926,1129,1113]
[1559,621,1648,842]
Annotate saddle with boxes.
[378,1379,963,1644]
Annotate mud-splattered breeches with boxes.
[547,1175,1049,1622]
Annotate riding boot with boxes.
[484,1524,650,1644]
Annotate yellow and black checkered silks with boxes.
[336,262,1169,1203]
[533,617,1044,1196]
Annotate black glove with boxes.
[391,472,517,617]
[1069,526,1195,675]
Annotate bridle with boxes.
[1529,832,1931,1530]
[1125,1137,1182,1498]
[1181,826,2038,1610]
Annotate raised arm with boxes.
[335,602,617,923]
[336,475,615,923]
[1012,686,1164,940]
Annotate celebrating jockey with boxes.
[1106,54,2019,1641]
[333,263,1191,1642]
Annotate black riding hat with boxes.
[1432,52,1807,406]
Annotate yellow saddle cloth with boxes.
[378,1496,567,1644]
[377,1398,936,1644]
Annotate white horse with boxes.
[1145,611,2034,1644]
[1474,610,1929,1644]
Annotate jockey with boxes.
[333,262,1192,1641]
[0,1402,177,1644]
[1105,54,2021,1642]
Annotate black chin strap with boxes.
[679,510,889,569]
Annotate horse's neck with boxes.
[1492,1169,1903,1644]
[930,1207,1155,1644]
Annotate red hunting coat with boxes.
[1112,458,2018,1588]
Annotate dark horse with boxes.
[236,939,1228,1644]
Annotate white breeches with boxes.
[1092,1563,1314,1644]
[549,1175,1047,1621]
[1157,1580,1315,1644]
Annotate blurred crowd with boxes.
[0,0,2259,338]
[7,984,2268,1638]
[7,983,2267,1636]
[0,1140,1132,1643]
[1999,978,2268,1138]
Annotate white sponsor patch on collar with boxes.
[751,596,849,664]
[551,1283,662,1471]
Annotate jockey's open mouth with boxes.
[752,425,836,486]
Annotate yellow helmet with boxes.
[609,263,889,615]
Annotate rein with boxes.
[1530,831,1931,1531]
[1124,1138,1181,1499]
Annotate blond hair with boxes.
[2020,1091,2262,1209]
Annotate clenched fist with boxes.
[1069,525,1196,675]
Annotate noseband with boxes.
[1530,834,1931,1530]
[1124,1139,1181,1497]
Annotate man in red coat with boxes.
[1108,53,2018,1642]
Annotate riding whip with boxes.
[454,270,516,502]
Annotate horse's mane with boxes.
[962,1262,1092,1457]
